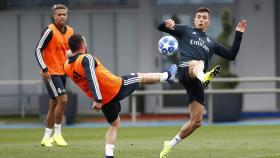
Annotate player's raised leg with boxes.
[201,65,221,86]
[190,60,221,86]
[137,64,177,85]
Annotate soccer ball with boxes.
[158,36,178,56]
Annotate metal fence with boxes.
[0,80,42,117]
[1,77,280,123]
[130,77,280,125]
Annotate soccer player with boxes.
[35,4,74,147]
[64,34,177,158]
[157,7,247,158]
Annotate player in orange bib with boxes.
[64,34,177,158]
[35,4,74,147]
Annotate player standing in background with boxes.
[157,7,247,158]
[64,34,177,158]
[35,4,74,147]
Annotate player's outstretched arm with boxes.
[236,19,247,33]
[157,19,185,37]
[165,19,175,30]
[214,20,247,60]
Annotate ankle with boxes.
[169,134,182,148]
[105,144,115,157]
[54,124,62,135]
[160,72,169,82]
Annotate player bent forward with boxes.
[64,34,177,158]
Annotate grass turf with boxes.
[0,125,280,158]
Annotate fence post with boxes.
[20,95,25,118]
[208,83,213,125]
[131,95,137,124]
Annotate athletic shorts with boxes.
[101,73,140,123]
[177,66,205,105]
[44,75,67,99]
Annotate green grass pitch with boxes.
[0,125,280,158]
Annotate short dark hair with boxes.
[50,4,68,23]
[196,7,212,16]
[68,34,84,52]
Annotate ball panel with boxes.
[158,36,178,56]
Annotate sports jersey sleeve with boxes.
[157,22,186,37]
[35,27,53,72]
[214,31,243,60]
[82,55,102,103]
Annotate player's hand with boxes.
[165,19,175,30]
[236,19,247,33]
[42,71,51,81]
[92,102,102,112]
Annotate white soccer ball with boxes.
[158,36,178,56]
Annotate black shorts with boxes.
[177,66,205,105]
[101,73,140,123]
[44,75,67,99]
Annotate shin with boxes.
[179,101,204,139]
[54,95,67,124]
[137,73,162,84]
[105,116,121,157]
[46,99,57,128]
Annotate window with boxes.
[6,0,132,9]
[156,0,234,5]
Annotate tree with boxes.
[211,9,238,89]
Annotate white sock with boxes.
[105,144,115,156]
[196,70,205,82]
[169,134,182,148]
[43,128,53,139]
[160,72,169,82]
[54,123,62,136]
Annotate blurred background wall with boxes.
[0,0,279,116]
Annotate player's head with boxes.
[51,4,68,26]
[68,34,87,53]
[194,7,211,32]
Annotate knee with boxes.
[48,99,57,112]
[198,60,204,65]
[57,95,67,105]
[115,122,121,129]
[111,121,121,129]
[50,99,57,105]
[137,73,145,84]
[61,98,67,105]
[110,118,121,129]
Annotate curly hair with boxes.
[51,4,68,14]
